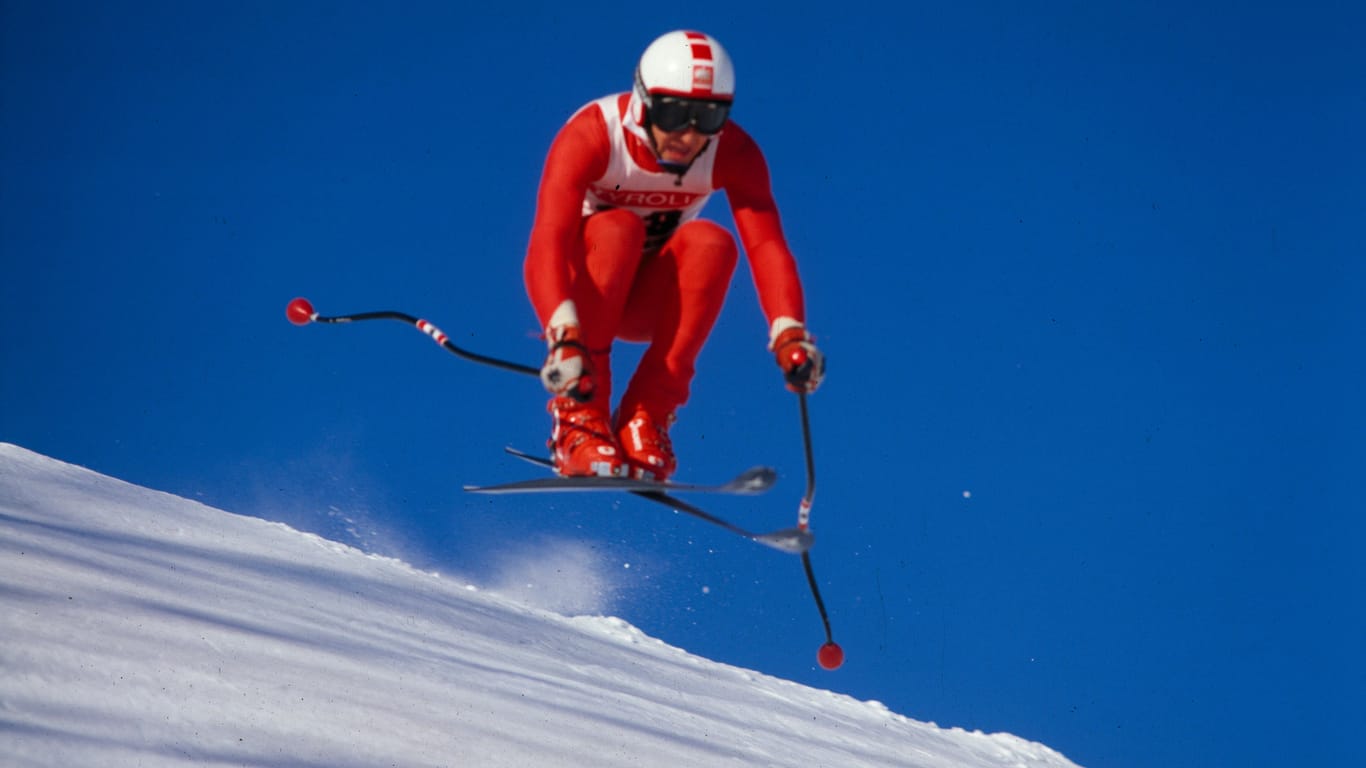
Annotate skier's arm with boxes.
[715,124,806,334]
[524,106,611,331]
[716,125,825,392]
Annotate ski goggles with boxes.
[647,97,731,134]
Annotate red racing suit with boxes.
[525,91,807,421]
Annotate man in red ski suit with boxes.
[525,30,825,481]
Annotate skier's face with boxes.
[649,124,709,166]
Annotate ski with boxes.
[477,448,812,554]
[463,463,777,496]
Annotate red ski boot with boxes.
[616,406,677,481]
[549,398,625,478]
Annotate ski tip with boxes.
[753,527,814,554]
[731,466,779,493]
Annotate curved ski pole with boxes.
[796,391,842,669]
[286,297,539,378]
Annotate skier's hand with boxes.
[772,325,825,394]
[541,324,595,402]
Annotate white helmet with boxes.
[634,30,735,104]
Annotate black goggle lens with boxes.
[649,97,730,134]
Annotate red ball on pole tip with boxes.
[286,297,315,326]
[817,641,844,671]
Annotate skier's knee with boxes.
[675,220,738,273]
[586,208,648,254]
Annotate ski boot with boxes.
[616,406,677,481]
[549,397,625,478]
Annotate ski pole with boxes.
[286,297,539,378]
[795,390,843,671]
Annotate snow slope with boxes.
[0,444,1081,767]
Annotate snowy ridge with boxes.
[0,444,1081,767]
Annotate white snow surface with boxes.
[0,444,1081,767]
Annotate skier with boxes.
[525,30,825,481]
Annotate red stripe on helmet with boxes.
[684,31,713,61]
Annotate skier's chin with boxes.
[658,149,696,165]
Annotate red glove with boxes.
[772,325,825,393]
[540,324,594,402]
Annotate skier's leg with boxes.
[567,208,647,405]
[615,219,738,477]
[549,209,646,476]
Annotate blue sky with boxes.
[3,2,1362,766]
